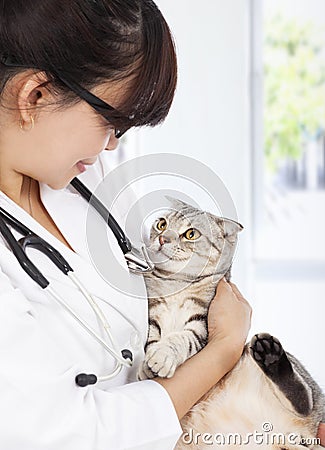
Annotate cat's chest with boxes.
[152,299,199,333]
[144,273,217,304]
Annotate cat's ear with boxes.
[164,195,195,210]
[217,217,244,239]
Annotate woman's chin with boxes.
[46,173,75,190]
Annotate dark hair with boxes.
[0,0,177,131]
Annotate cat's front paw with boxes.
[137,361,154,381]
[249,333,283,371]
[138,342,179,379]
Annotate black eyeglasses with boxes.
[0,54,133,138]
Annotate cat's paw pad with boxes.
[249,333,283,369]
[141,343,179,379]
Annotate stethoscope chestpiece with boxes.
[125,245,155,274]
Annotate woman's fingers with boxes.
[228,281,252,317]
[228,281,246,300]
[207,278,252,348]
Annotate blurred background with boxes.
[110,1,325,388]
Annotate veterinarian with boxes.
[2,1,320,450]
[0,2,252,448]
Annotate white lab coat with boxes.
[0,151,182,450]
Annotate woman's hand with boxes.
[207,278,252,364]
[317,422,325,447]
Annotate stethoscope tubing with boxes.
[70,178,155,274]
[0,206,73,287]
[0,203,133,383]
[70,177,132,254]
[46,276,132,368]
[0,177,152,385]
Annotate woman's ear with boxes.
[16,71,53,124]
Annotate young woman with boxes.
[0,1,252,449]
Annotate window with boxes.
[251,0,325,384]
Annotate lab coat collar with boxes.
[39,182,92,261]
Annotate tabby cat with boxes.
[138,197,324,450]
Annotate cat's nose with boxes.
[159,235,171,245]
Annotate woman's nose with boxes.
[105,134,119,151]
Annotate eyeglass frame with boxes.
[0,54,133,138]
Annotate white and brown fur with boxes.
[138,197,325,450]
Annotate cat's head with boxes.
[145,196,243,280]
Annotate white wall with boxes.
[137,0,252,292]
[133,0,324,387]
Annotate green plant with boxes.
[264,15,325,172]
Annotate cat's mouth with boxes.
[151,244,190,263]
[154,245,171,259]
[147,243,175,264]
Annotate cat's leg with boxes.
[149,329,206,377]
[249,333,313,416]
[138,326,207,380]
[143,309,209,379]
[138,301,208,380]
[137,317,163,380]
[145,318,162,351]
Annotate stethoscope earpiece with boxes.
[121,348,133,362]
[75,373,98,387]
[75,348,134,387]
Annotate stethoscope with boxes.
[0,177,154,387]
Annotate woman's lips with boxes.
[76,161,86,173]
[76,158,97,173]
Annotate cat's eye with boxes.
[184,228,201,240]
[156,218,168,231]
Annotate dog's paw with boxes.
[249,333,284,370]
